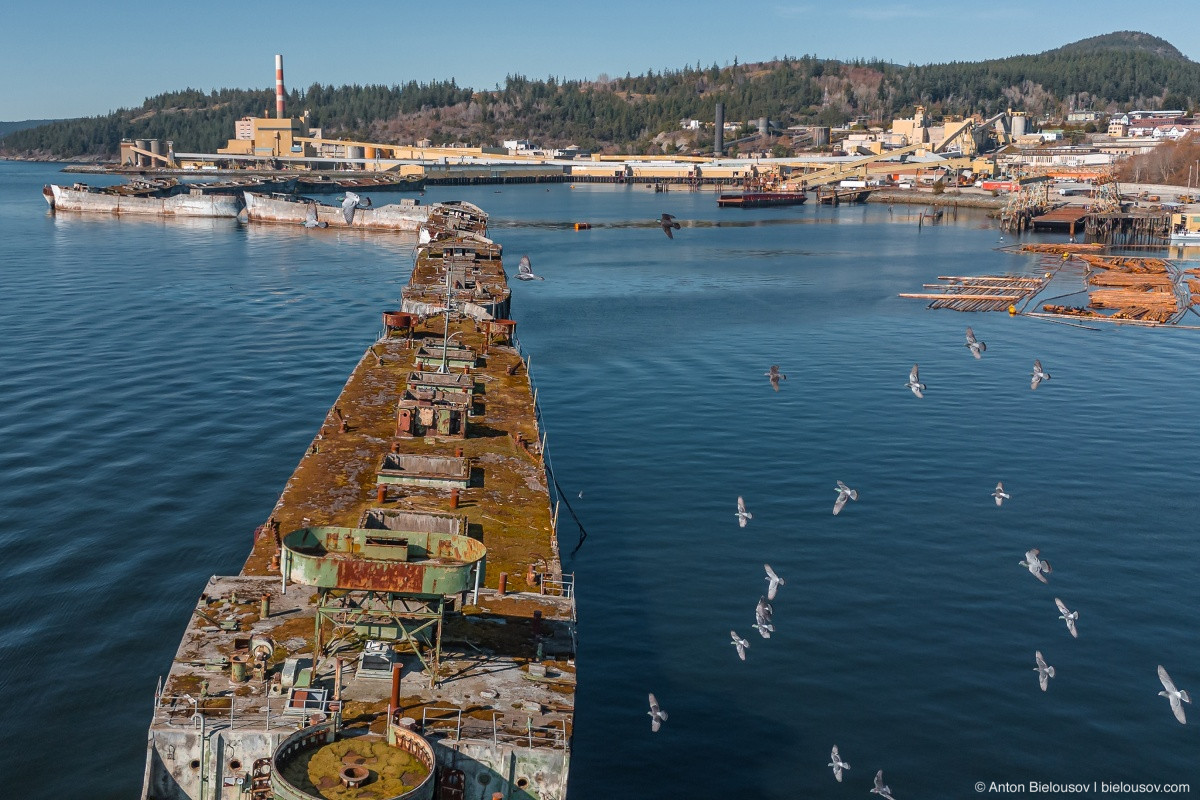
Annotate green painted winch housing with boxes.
[283,526,485,594]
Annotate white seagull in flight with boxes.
[833,480,858,515]
[764,564,785,600]
[736,496,752,528]
[1157,665,1191,724]
[828,745,850,782]
[647,693,668,732]
[341,191,372,224]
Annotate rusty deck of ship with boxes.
[142,221,575,800]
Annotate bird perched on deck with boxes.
[764,365,786,391]
[871,769,896,800]
[730,630,750,661]
[1157,665,1191,724]
[828,745,850,783]
[341,191,372,224]
[833,480,858,516]
[1055,598,1079,639]
[302,202,327,229]
[964,326,986,359]
[1020,548,1053,584]
[752,595,774,638]
[992,482,1010,507]
[764,563,785,600]
[905,364,925,398]
[516,255,544,281]
[660,213,681,238]
[736,496,753,528]
[1034,650,1056,692]
[647,693,668,732]
[1031,359,1051,390]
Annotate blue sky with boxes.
[4,1,1199,120]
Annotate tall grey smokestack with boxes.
[714,102,724,156]
[275,54,285,119]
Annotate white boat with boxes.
[1169,212,1200,242]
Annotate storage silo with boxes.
[1011,113,1027,138]
[135,139,151,167]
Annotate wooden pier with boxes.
[1030,206,1089,235]
[815,186,873,205]
[1084,213,1171,245]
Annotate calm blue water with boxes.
[1,162,1197,798]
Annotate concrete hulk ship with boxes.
[141,209,575,800]
[44,181,245,217]
[242,191,484,232]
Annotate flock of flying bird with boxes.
[646,322,1192,797]
[498,214,1190,786]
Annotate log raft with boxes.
[899,274,1048,312]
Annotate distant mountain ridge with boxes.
[4,31,1199,160]
[0,119,60,139]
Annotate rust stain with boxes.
[336,559,425,593]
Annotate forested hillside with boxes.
[5,31,1198,160]
[0,120,58,138]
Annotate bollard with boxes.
[391,441,402,454]
[260,593,271,619]
[498,572,508,596]
[376,484,387,503]
[450,488,459,509]
[269,549,280,572]
[390,664,402,713]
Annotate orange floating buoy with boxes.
[574,222,591,230]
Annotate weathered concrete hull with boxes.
[48,184,243,217]
[244,191,431,231]
[436,739,569,800]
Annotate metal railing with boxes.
[421,705,463,739]
[152,688,335,732]
[420,705,570,751]
[540,574,575,599]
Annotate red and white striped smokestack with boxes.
[275,54,285,119]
